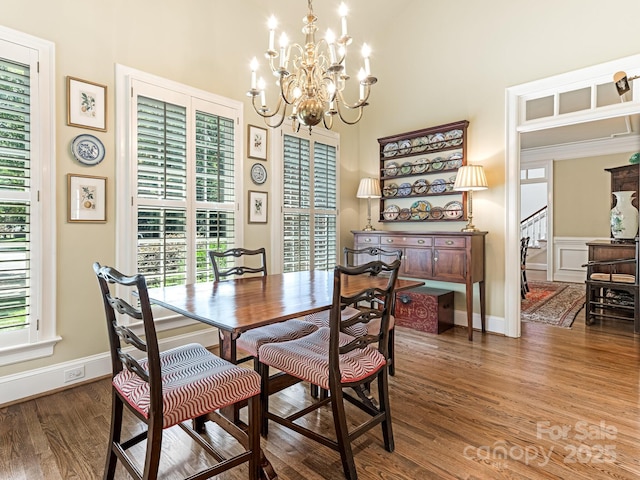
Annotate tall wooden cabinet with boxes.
[352,230,487,340]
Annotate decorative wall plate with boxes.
[71,134,105,166]
[383,142,398,157]
[410,200,431,220]
[250,162,267,184]
[398,182,412,197]
[383,204,400,220]
[398,139,412,155]
[444,201,463,219]
[382,183,398,197]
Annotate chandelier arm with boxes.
[334,102,364,125]
[251,94,287,121]
[334,87,370,110]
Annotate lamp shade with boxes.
[453,165,488,191]
[356,177,381,198]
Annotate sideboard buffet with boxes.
[352,230,487,340]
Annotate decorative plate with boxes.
[446,129,463,139]
[412,158,430,174]
[446,152,463,169]
[385,161,399,177]
[430,132,446,149]
[382,183,398,197]
[398,182,412,197]
[383,142,398,157]
[451,138,463,146]
[398,208,412,221]
[250,162,267,185]
[400,162,413,175]
[71,134,105,166]
[447,175,457,191]
[383,204,400,221]
[413,178,429,195]
[430,206,444,220]
[411,136,428,153]
[410,200,431,220]
[398,139,412,155]
[444,201,463,219]
[430,178,447,194]
[431,157,446,171]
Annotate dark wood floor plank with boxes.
[2,319,640,479]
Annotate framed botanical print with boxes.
[67,174,107,222]
[67,76,107,131]
[248,124,268,160]
[248,190,268,223]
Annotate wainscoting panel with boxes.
[552,237,599,283]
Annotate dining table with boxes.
[146,269,424,480]
[146,269,424,364]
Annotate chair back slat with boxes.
[208,247,268,281]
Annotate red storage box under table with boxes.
[394,287,454,334]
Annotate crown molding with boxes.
[521,133,640,163]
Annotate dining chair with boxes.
[93,262,262,480]
[520,237,530,299]
[582,237,639,332]
[208,248,318,367]
[258,259,401,480]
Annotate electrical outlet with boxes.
[64,366,85,383]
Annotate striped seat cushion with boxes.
[236,319,319,357]
[258,327,386,390]
[112,343,261,428]
[304,307,394,337]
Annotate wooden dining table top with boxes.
[147,270,424,335]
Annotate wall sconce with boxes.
[613,71,639,96]
[453,165,488,232]
[356,177,381,231]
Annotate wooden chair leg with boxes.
[142,420,163,480]
[330,386,358,480]
[377,370,394,452]
[247,394,261,480]
[104,392,122,480]
[388,328,395,376]
[258,362,270,437]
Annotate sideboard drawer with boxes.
[354,235,380,245]
[434,237,466,248]
[380,236,432,247]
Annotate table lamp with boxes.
[356,177,381,231]
[453,165,488,232]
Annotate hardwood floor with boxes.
[2,318,640,479]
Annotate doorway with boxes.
[505,53,640,338]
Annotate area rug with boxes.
[521,281,585,328]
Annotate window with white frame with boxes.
[282,130,338,272]
[116,67,242,302]
[0,28,56,363]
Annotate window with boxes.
[116,66,242,324]
[0,27,56,364]
[281,130,338,272]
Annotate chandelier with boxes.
[247,0,377,133]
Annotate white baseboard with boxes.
[454,310,505,336]
[0,330,218,407]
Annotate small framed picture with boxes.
[248,190,268,224]
[247,124,268,160]
[67,76,107,131]
[67,174,107,223]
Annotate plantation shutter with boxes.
[134,91,237,288]
[194,112,236,281]
[0,56,32,334]
[282,134,337,273]
[136,96,188,288]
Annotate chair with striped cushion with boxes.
[208,248,319,368]
[258,259,401,480]
[94,263,262,480]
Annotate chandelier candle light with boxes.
[453,165,488,232]
[248,0,377,132]
[357,177,381,231]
